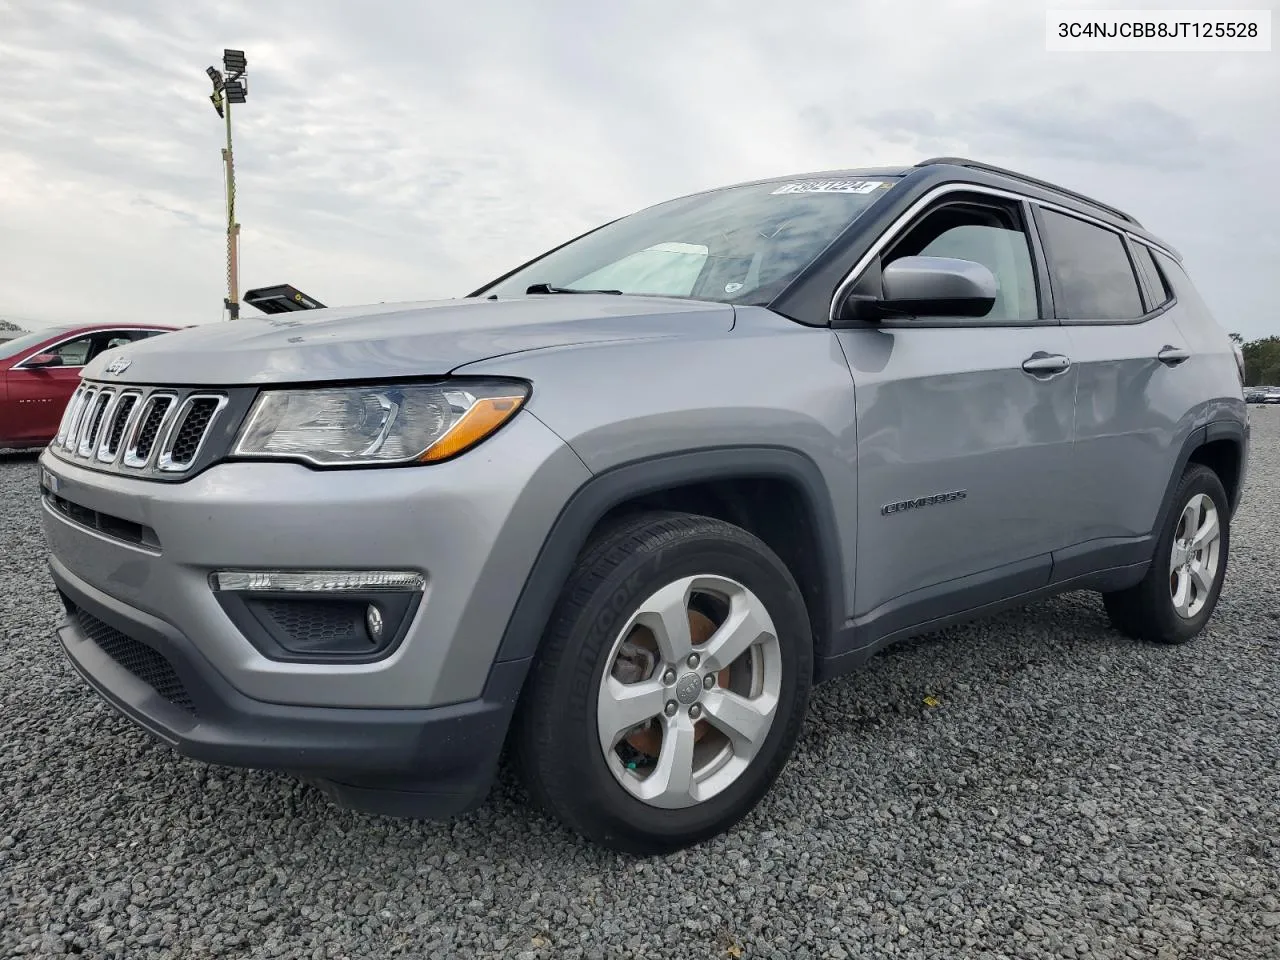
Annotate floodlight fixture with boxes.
[204,47,249,320]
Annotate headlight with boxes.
[232,379,529,466]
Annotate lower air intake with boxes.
[73,609,196,715]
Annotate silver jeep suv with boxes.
[39,157,1248,854]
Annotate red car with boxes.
[0,323,177,450]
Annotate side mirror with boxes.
[24,353,63,368]
[836,255,997,324]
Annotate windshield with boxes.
[0,329,64,361]
[475,176,898,305]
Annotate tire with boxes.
[512,510,813,855]
[1103,463,1230,645]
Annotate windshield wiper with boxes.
[525,283,623,295]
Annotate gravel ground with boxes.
[2,415,1278,960]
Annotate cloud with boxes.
[867,89,1230,172]
[0,0,1276,338]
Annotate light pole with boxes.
[206,49,248,320]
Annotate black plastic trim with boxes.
[817,420,1247,682]
[1021,198,1057,321]
[214,590,421,663]
[490,446,848,666]
[815,529,1177,683]
[1200,418,1249,517]
[842,553,1052,655]
[1151,424,1217,536]
[41,489,161,551]
[1049,535,1154,583]
[818,421,1248,681]
[1130,239,1177,308]
[50,556,519,819]
[816,559,1150,683]
[1126,236,1164,314]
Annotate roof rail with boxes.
[913,157,1142,227]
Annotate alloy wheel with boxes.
[1169,492,1221,619]
[596,574,782,809]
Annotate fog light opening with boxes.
[209,569,424,663]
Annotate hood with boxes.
[81,296,735,386]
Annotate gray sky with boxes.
[1,0,1276,338]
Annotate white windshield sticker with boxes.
[771,179,889,195]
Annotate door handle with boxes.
[1157,345,1190,366]
[1021,352,1072,376]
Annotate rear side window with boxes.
[1129,242,1173,310]
[1037,209,1144,320]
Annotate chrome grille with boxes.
[51,382,231,478]
[60,386,95,451]
[124,394,176,467]
[97,392,140,462]
[77,389,114,457]
[157,395,228,472]
[54,386,85,445]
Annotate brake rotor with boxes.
[623,608,731,757]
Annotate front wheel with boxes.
[513,511,813,855]
[1103,463,1230,644]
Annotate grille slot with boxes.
[72,608,196,714]
[158,395,227,471]
[77,389,114,456]
[44,490,157,549]
[98,392,140,462]
[55,386,85,445]
[124,394,175,467]
[64,386,97,451]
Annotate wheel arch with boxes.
[1154,420,1247,538]
[490,446,848,675]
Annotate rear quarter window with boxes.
[1037,209,1144,321]
[1129,242,1173,311]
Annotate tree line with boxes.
[1233,333,1280,387]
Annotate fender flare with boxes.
[1152,418,1247,538]
[490,446,848,665]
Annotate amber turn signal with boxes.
[419,394,528,462]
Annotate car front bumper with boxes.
[52,556,525,816]
[37,410,593,813]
